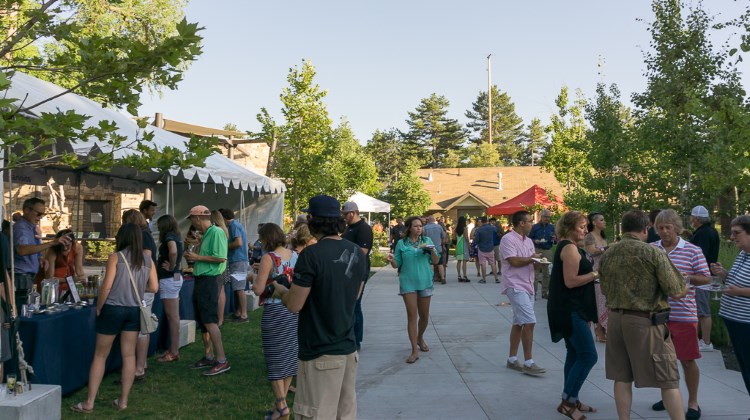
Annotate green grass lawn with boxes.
[62,308,282,419]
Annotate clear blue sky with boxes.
[138,0,749,143]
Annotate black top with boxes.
[646,226,660,244]
[343,219,373,272]
[142,228,158,266]
[690,223,720,265]
[293,238,367,361]
[548,239,597,343]
[157,232,184,279]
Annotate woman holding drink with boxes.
[387,216,440,363]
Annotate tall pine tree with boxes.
[465,85,524,165]
[402,93,467,169]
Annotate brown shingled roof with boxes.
[416,167,565,211]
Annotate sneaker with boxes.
[478,279,487,284]
[202,360,231,376]
[506,360,523,372]
[699,339,714,352]
[522,363,546,376]
[190,357,216,369]
[234,317,249,323]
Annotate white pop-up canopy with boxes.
[348,192,390,213]
[2,71,286,234]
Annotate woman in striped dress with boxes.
[252,223,298,420]
[711,215,750,397]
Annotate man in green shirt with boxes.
[599,209,687,420]
[183,205,230,376]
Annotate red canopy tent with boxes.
[486,184,563,216]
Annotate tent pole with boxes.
[76,171,82,235]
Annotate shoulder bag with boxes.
[120,251,158,334]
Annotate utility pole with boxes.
[487,54,492,145]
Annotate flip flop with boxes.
[406,354,419,364]
[71,402,93,414]
[417,341,430,352]
[112,398,127,411]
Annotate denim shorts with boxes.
[399,287,434,298]
[96,304,140,335]
[159,274,184,299]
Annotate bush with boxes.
[85,240,115,261]
[370,251,387,268]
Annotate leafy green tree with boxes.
[402,93,467,169]
[466,143,502,167]
[465,85,524,164]
[272,59,335,216]
[383,159,431,218]
[520,118,547,166]
[324,119,380,200]
[1,0,211,173]
[365,128,407,187]
[543,86,590,196]
[582,83,645,222]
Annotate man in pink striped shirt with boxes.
[500,210,546,376]
[652,209,711,420]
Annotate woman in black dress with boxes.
[548,211,599,420]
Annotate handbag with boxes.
[120,252,158,334]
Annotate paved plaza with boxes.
[357,260,750,420]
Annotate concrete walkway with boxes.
[356,261,750,420]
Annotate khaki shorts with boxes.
[294,352,358,420]
[605,310,680,389]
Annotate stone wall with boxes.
[4,180,142,237]
[218,142,270,176]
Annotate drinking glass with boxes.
[711,275,723,301]
[7,374,16,395]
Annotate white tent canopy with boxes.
[348,192,390,213]
[3,71,285,194]
[2,71,286,229]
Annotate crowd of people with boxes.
[1,191,749,419]
[385,205,748,420]
[0,195,370,419]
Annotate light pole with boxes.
[487,54,492,145]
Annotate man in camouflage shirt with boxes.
[599,209,687,420]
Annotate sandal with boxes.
[418,340,430,352]
[576,401,597,413]
[264,398,290,420]
[112,398,127,411]
[158,351,181,363]
[71,402,93,414]
[557,399,586,420]
[406,353,420,364]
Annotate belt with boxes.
[613,308,651,318]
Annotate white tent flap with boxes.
[348,192,390,213]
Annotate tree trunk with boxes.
[717,188,734,238]
[266,133,277,177]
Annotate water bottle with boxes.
[27,284,40,311]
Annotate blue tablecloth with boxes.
[16,306,122,395]
[10,275,242,395]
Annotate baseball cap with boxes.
[691,205,709,218]
[302,195,341,218]
[186,205,211,219]
[341,201,359,213]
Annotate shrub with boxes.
[370,251,387,268]
[85,240,115,261]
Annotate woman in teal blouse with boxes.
[387,216,440,364]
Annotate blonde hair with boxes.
[210,210,229,236]
[555,211,586,240]
[292,224,315,249]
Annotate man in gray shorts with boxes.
[220,209,249,323]
[600,210,687,420]
[688,205,720,352]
